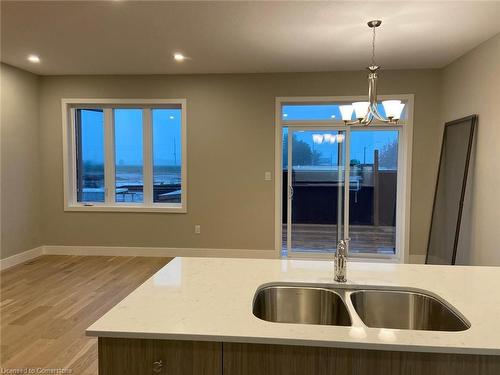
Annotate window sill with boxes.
[64,204,187,213]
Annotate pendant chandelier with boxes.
[339,20,405,126]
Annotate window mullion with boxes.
[143,108,153,205]
[104,108,116,204]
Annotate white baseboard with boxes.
[409,254,426,264]
[1,245,277,271]
[0,246,45,271]
[2,245,425,269]
[42,245,278,259]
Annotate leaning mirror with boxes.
[426,115,477,265]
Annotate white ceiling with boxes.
[2,1,500,75]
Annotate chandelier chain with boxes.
[371,25,377,67]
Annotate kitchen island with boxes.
[87,257,500,374]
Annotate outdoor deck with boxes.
[282,224,396,255]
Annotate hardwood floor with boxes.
[0,255,171,374]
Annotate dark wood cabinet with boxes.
[98,338,222,375]
[98,338,500,375]
[222,342,500,375]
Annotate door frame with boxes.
[274,95,414,263]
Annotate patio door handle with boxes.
[289,185,294,200]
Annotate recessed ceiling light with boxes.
[27,54,40,63]
[173,53,185,62]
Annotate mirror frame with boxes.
[425,115,477,265]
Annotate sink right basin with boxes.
[350,289,470,331]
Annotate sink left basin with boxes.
[252,285,352,326]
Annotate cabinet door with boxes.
[223,342,348,375]
[99,338,222,375]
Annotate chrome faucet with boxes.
[334,239,349,282]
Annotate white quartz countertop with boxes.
[86,257,500,355]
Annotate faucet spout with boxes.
[334,239,349,282]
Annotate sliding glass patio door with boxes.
[284,128,346,255]
[279,99,408,260]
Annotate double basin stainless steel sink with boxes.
[252,284,470,332]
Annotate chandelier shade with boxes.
[382,100,405,120]
[352,102,370,120]
[339,105,354,122]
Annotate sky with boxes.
[80,108,182,167]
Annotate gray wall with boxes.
[3,36,499,262]
[1,64,42,259]
[441,33,500,265]
[38,69,442,256]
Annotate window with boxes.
[75,109,105,203]
[114,109,144,203]
[282,103,407,122]
[62,99,186,212]
[277,96,413,262]
[152,109,182,204]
